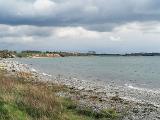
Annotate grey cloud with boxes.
[0,25,53,38]
[1,0,160,53]
[1,23,160,53]
[0,0,160,31]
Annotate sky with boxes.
[0,0,160,53]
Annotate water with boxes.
[14,56,160,106]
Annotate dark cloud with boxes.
[0,0,160,31]
[1,0,160,52]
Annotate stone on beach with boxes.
[0,59,160,120]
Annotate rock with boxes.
[78,86,84,90]
[156,116,160,119]
[132,108,139,113]
[111,95,123,103]
[12,69,16,72]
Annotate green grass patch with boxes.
[0,69,121,120]
[0,100,29,120]
[61,98,120,120]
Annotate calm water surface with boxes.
[15,56,160,89]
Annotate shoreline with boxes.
[0,59,160,119]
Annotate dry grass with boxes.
[0,70,63,120]
[0,70,120,120]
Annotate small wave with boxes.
[125,84,160,94]
[31,68,37,72]
[121,96,160,108]
[42,72,52,77]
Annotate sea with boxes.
[14,56,160,106]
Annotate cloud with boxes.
[0,0,160,31]
[33,0,56,12]
[1,0,160,52]
[2,36,34,44]
[0,24,53,38]
[1,22,160,53]
[54,27,100,39]
[109,36,121,41]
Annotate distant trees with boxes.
[2,49,160,59]
[21,50,42,54]
[88,51,96,55]
[0,50,94,58]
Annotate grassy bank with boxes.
[0,70,120,120]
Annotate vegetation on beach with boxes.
[1,50,160,59]
[0,50,93,58]
[0,69,120,120]
[0,50,16,58]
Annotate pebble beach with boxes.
[0,59,160,120]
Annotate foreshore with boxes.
[0,59,160,120]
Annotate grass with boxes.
[0,69,120,120]
[61,98,120,120]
